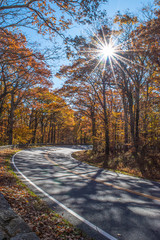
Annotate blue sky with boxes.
[106,0,148,16]
[23,0,153,88]
[53,0,153,88]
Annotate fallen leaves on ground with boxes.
[0,149,91,240]
[72,149,160,181]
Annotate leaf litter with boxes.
[0,149,92,240]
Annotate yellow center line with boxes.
[45,154,160,202]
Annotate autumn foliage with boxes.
[0,0,108,146]
[0,0,159,169]
[57,1,160,167]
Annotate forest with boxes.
[0,0,160,176]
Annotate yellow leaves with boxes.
[13,125,33,144]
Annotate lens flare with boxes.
[100,43,115,59]
[80,26,144,83]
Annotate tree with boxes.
[113,4,160,152]
[57,29,114,164]
[0,0,109,146]
[57,2,160,160]
[0,0,107,36]
[57,75,98,151]
[0,29,51,144]
[131,0,160,67]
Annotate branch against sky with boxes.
[0,0,107,37]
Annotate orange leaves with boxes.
[0,29,53,145]
[114,13,138,25]
[0,0,109,38]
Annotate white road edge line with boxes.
[12,151,117,240]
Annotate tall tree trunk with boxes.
[50,114,54,144]
[29,108,34,129]
[8,92,15,145]
[0,99,5,120]
[104,117,109,165]
[48,116,52,143]
[143,82,149,144]
[83,132,86,144]
[122,92,129,151]
[51,122,54,144]
[135,86,140,152]
[91,108,97,153]
[128,91,135,148]
[53,125,56,144]
[80,129,83,145]
[114,122,117,150]
[102,78,109,167]
[143,116,147,145]
[41,115,44,143]
[32,112,38,144]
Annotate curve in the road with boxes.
[45,153,160,203]
[11,147,160,240]
[12,151,117,240]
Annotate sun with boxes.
[82,26,143,84]
[82,26,136,77]
[100,43,115,59]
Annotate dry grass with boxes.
[0,149,91,240]
[72,149,160,181]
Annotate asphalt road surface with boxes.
[12,146,160,240]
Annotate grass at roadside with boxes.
[0,148,92,240]
[72,150,160,181]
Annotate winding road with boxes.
[12,146,160,240]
